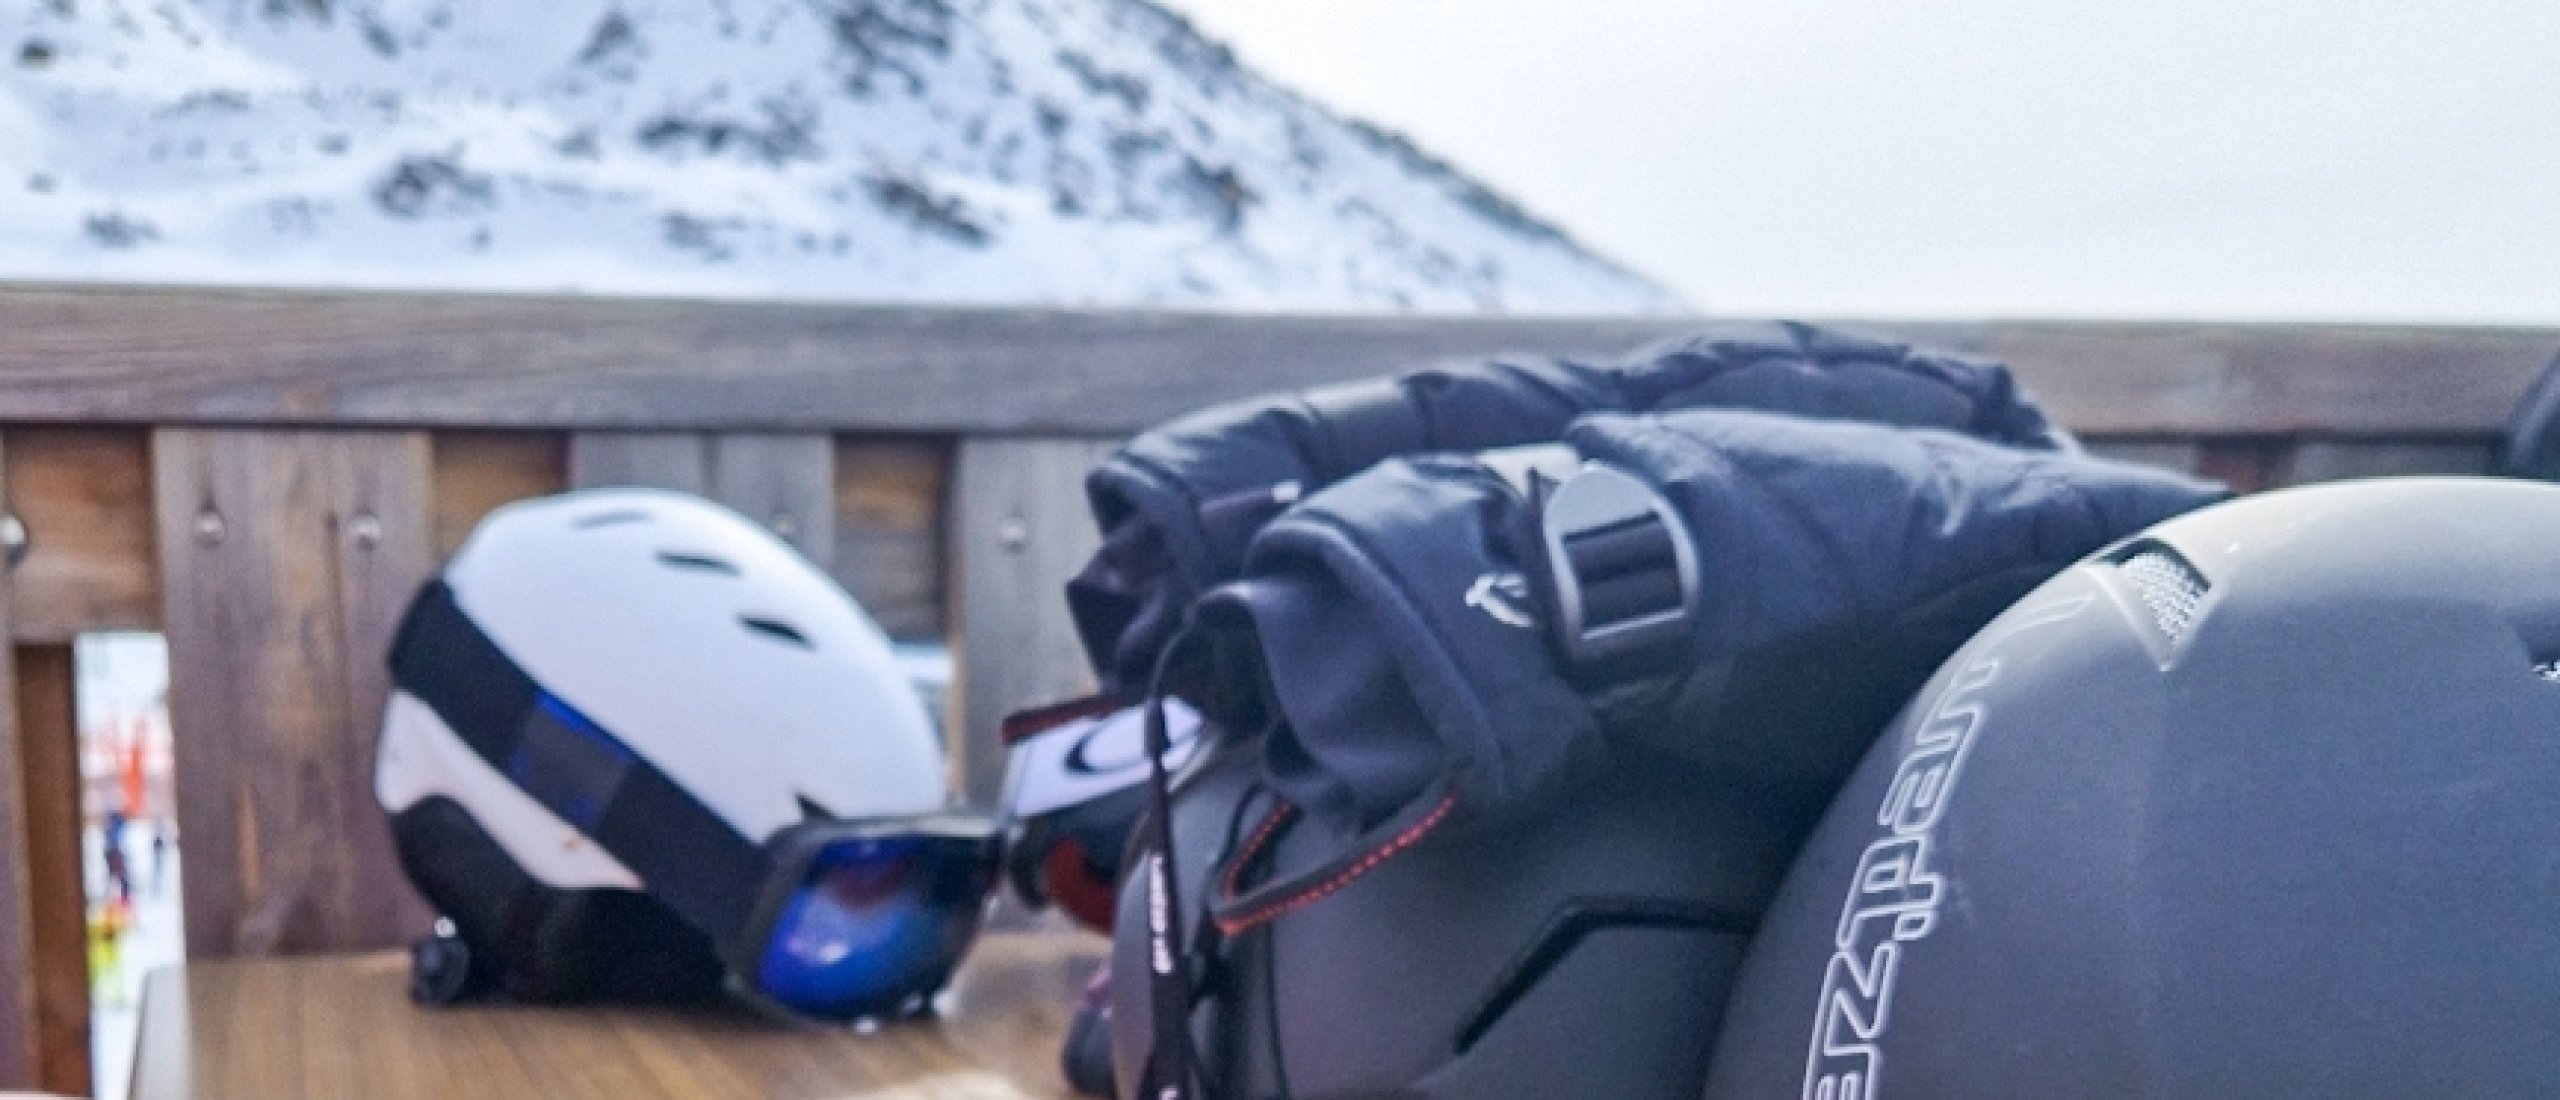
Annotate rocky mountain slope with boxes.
[0,0,1678,311]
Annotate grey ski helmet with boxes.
[1108,720,1809,1100]
[1704,477,2560,1099]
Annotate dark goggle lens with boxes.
[753,833,996,1019]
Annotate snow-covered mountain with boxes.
[0,0,1678,311]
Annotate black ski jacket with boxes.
[1066,323,2224,892]
[1069,321,2071,694]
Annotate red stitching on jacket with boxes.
[1221,800,1299,902]
[1213,791,1459,937]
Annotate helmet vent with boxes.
[573,508,650,529]
[2117,544,2208,641]
[656,551,741,576]
[740,615,813,649]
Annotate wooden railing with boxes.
[0,282,2552,1093]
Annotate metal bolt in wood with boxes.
[0,513,27,568]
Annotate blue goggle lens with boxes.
[754,834,994,1019]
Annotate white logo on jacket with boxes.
[1465,571,1537,629]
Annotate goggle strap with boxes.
[388,579,772,946]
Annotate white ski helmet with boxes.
[378,489,991,1016]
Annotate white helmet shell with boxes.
[376,488,947,891]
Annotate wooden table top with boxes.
[129,932,1110,1100]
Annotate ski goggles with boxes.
[389,579,1000,1021]
[997,692,1204,932]
[739,811,999,1018]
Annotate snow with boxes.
[85,821,180,1100]
[72,633,180,1100]
[0,0,1679,312]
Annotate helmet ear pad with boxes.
[390,796,726,1003]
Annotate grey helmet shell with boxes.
[1113,727,1807,1100]
[1704,477,2560,1099]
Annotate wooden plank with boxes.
[950,438,1120,805]
[19,645,90,1097]
[707,434,835,564]
[566,432,712,495]
[0,432,89,1090]
[2280,439,2496,484]
[2193,439,2290,494]
[1922,323,2558,435]
[567,432,835,559]
[431,432,567,558]
[0,433,34,1089]
[3,285,2551,434]
[155,429,436,957]
[834,438,948,641]
[2081,438,2206,477]
[3,428,158,643]
[131,935,1103,1100]
[0,285,1700,432]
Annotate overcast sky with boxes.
[1161,0,2560,322]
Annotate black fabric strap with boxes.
[1138,626,1205,1100]
[388,580,773,945]
[390,581,537,761]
